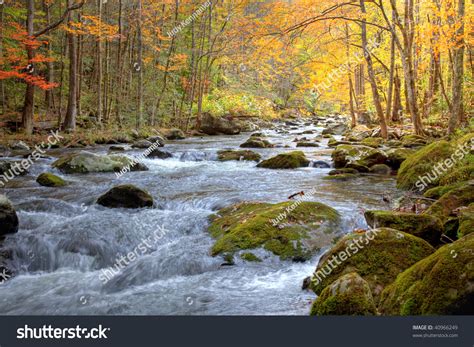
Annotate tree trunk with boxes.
[64,0,78,131]
[22,0,36,135]
[360,0,388,139]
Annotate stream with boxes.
[0,121,401,315]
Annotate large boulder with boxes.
[458,204,474,238]
[148,149,173,159]
[97,185,154,209]
[386,148,415,170]
[36,173,67,187]
[240,137,273,149]
[425,182,474,223]
[257,151,310,169]
[401,134,429,148]
[0,160,29,178]
[364,211,443,246]
[200,113,241,135]
[332,145,388,169]
[322,123,349,136]
[208,201,341,261]
[0,195,19,236]
[161,128,186,140]
[310,272,377,316]
[217,150,261,162]
[380,234,474,315]
[310,228,435,302]
[132,140,154,149]
[52,152,148,174]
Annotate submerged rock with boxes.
[36,173,67,187]
[217,150,261,162]
[148,149,173,159]
[52,151,148,174]
[380,234,474,315]
[208,201,341,261]
[97,185,154,209]
[200,113,241,135]
[310,228,435,302]
[0,195,19,236]
[310,272,377,316]
[364,211,443,246]
[369,164,392,175]
[257,151,310,169]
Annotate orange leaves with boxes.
[66,16,119,41]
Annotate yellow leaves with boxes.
[66,16,119,41]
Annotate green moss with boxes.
[217,150,261,162]
[401,135,429,148]
[439,165,474,186]
[380,233,474,315]
[425,182,474,223]
[458,204,474,238]
[257,151,310,169]
[310,272,376,316]
[208,201,341,261]
[386,148,416,170]
[424,183,465,200]
[310,228,435,303]
[240,137,273,148]
[329,168,359,176]
[364,211,443,246]
[397,141,454,190]
[332,145,387,169]
[361,138,384,148]
[36,173,67,187]
[240,252,262,262]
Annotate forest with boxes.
[0,0,472,316]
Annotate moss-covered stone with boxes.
[397,141,454,190]
[369,164,392,175]
[332,145,387,169]
[310,272,377,316]
[208,201,341,261]
[364,211,443,246]
[240,137,273,149]
[425,182,474,223]
[439,165,474,186]
[240,252,262,262]
[380,234,474,315]
[0,195,19,236]
[401,134,429,148]
[423,183,465,200]
[36,173,67,187]
[310,228,435,302]
[217,150,261,162]
[386,148,415,170]
[361,137,384,148]
[257,151,310,169]
[458,204,474,238]
[328,168,359,176]
[53,151,149,174]
[296,142,320,148]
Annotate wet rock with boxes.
[0,195,19,236]
[240,252,262,262]
[148,149,173,159]
[380,234,474,315]
[200,113,241,135]
[329,168,359,176]
[0,160,29,178]
[53,151,148,174]
[97,184,154,209]
[147,135,166,146]
[217,150,261,162]
[208,201,341,261]
[36,173,67,187]
[332,145,388,169]
[10,141,30,151]
[369,164,392,175]
[109,145,126,152]
[312,161,331,169]
[310,273,377,316]
[240,137,273,149]
[162,128,186,140]
[132,140,154,149]
[296,142,319,148]
[310,228,435,302]
[364,211,443,246]
[302,277,312,290]
[257,151,310,169]
[322,123,348,136]
[386,148,415,170]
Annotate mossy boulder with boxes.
[458,204,474,238]
[257,151,310,169]
[240,137,273,149]
[397,141,455,191]
[329,168,359,176]
[380,234,474,315]
[208,201,341,261]
[423,183,465,200]
[0,195,19,236]
[322,173,359,181]
[52,152,148,174]
[240,252,262,262]
[364,211,443,246]
[296,142,320,148]
[132,140,154,149]
[162,128,186,140]
[439,164,474,186]
[401,134,429,148]
[217,150,261,162]
[36,173,67,187]
[369,164,392,175]
[361,137,384,148]
[425,182,474,223]
[310,272,377,316]
[97,184,154,209]
[332,145,387,169]
[310,228,435,302]
[200,113,241,135]
[386,148,415,170]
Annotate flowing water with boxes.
[0,122,400,315]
